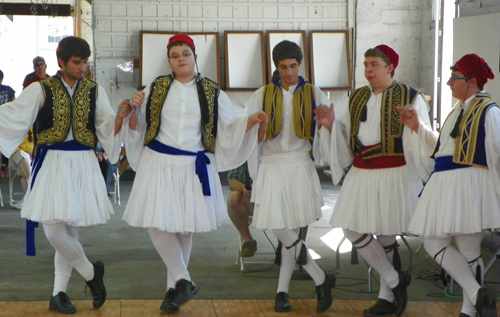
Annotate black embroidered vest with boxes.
[144,74,219,153]
[349,81,421,158]
[35,74,97,149]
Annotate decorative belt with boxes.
[147,139,211,196]
[353,143,406,169]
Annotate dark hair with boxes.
[365,48,395,77]
[56,36,91,67]
[167,41,196,57]
[272,40,302,67]
[0,70,3,80]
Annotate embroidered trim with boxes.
[72,79,97,147]
[145,76,171,144]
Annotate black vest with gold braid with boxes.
[349,81,421,158]
[144,74,219,153]
[262,76,316,141]
[35,73,97,149]
[452,92,497,169]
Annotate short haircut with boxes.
[365,48,395,77]
[0,70,3,80]
[167,41,196,57]
[272,40,302,67]
[56,36,91,67]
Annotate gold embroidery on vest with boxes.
[37,78,71,145]
[263,83,316,141]
[144,76,171,144]
[200,79,217,153]
[350,83,418,156]
[453,95,497,169]
[263,85,283,140]
[72,79,97,147]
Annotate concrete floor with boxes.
[0,174,498,305]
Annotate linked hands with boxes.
[314,103,335,132]
[128,92,145,130]
[396,104,419,132]
[246,111,269,141]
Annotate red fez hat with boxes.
[166,34,195,50]
[375,44,399,69]
[454,54,494,87]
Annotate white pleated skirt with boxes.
[329,165,422,235]
[251,151,323,230]
[408,166,500,237]
[122,147,226,233]
[21,149,114,227]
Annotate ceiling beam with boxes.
[0,3,72,16]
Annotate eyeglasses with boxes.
[34,63,45,67]
[169,52,192,60]
[448,76,469,82]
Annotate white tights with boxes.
[42,223,94,296]
[272,228,325,294]
[424,233,484,316]
[343,229,399,302]
[148,229,193,290]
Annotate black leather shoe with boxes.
[391,270,411,317]
[85,261,106,308]
[316,272,337,312]
[49,292,77,314]
[160,288,179,313]
[474,287,497,317]
[363,298,398,317]
[274,292,291,312]
[175,279,199,306]
[458,313,471,317]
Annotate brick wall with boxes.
[92,0,433,110]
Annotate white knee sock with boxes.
[166,232,193,290]
[424,236,482,305]
[53,252,73,296]
[456,233,484,315]
[148,229,191,289]
[272,228,325,286]
[43,223,94,282]
[343,229,399,289]
[277,243,294,293]
[376,235,397,302]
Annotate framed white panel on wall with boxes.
[310,30,352,91]
[224,31,266,91]
[267,31,309,82]
[140,31,221,87]
[140,31,177,87]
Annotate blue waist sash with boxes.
[147,139,212,196]
[434,156,470,172]
[27,140,91,256]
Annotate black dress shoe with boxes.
[316,272,337,312]
[474,287,497,317]
[363,298,398,317]
[85,261,106,308]
[391,270,411,317]
[458,313,471,317]
[160,288,179,313]
[274,292,291,312]
[175,279,199,306]
[49,292,77,314]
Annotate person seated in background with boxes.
[95,142,118,195]
[227,161,257,257]
[10,128,34,209]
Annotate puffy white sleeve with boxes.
[485,106,500,196]
[402,94,436,182]
[121,86,149,171]
[317,97,353,185]
[214,90,259,172]
[0,83,44,157]
[95,86,122,164]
